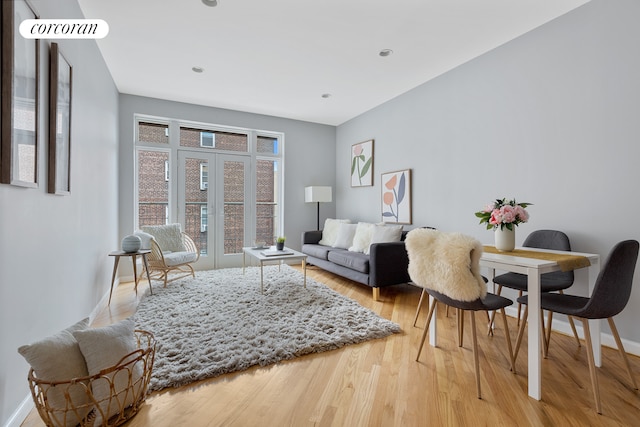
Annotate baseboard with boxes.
[3,395,34,427]
[504,306,640,357]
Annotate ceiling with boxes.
[77,0,590,126]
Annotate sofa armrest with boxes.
[302,230,323,246]
[369,241,410,287]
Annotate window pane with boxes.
[257,136,279,155]
[138,150,169,227]
[180,127,248,152]
[256,159,278,244]
[224,161,245,254]
[183,157,208,255]
[138,122,169,144]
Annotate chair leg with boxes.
[514,305,528,363]
[416,297,438,361]
[458,308,465,347]
[538,294,580,358]
[540,309,548,359]
[487,285,503,335]
[413,289,427,327]
[545,310,553,355]
[567,315,581,347]
[470,311,482,399]
[581,318,602,414]
[500,307,516,374]
[608,317,638,390]
[558,290,581,348]
[516,290,523,326]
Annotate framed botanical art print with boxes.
[351,139,373,187]
[1,0,40,187]
[381,169,412,224]
[48,42,72,195]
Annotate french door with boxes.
[177,150,251,269]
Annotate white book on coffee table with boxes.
[260,249,294,257]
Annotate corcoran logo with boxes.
[19,19,109,39]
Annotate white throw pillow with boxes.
[348,222,376,253]
[18,318,91,427]
[141,224,186,252]
[333,223,358,249]
[133,231,154,250]
[318,218,351,247]
[73,318,142,423]
[365,224,404,254]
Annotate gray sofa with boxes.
[301,230,411,300]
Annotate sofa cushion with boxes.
[302,244,333,260]
[349,222,376,253]
[365,224,404,255]
[328,249,370,274]
[319,218,351,247]
[164,251,198,266]
[333,223,358,249]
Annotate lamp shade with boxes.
[305,186,332,203]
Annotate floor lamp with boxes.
[305,186,332,230]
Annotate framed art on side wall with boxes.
[1,0,40,187]
[351,139,373,187]
[381,169,412,224]
[48,42,72,195]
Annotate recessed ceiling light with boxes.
[321,93,332,99]
[192,66,204,73]
[201,0,218,7]
[379,49,393,57]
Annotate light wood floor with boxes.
[23,266,640,426]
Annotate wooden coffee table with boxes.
[242,246,308,294]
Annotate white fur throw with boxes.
[405,228,486,302]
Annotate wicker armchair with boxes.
[141,224,200,287]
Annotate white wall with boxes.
[337,0,640,344]
[0,1,119,424]
[118,95,337,257]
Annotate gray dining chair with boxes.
[491,229,579,354]
[406,228,516,399]
[514,239,639,414]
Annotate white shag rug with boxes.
[133,265,401,391]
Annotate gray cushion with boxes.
[328,249,370,274]
[302,244,332,260]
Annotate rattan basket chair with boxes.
[28,330,155,427]
[147,232,199,286]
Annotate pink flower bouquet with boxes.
[475,198,532,230]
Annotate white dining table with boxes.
[478,247,600,400]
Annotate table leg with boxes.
[132,255,139,294]
[260,262,264,294]
[527,268,542,400]
[141,253,153,295]
[108,256,121,305]
[303,258,307,288]
[243,251,246,274]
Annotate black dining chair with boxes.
[490,229,580,354]
[514,239,639,414]
[406,228,516,399]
